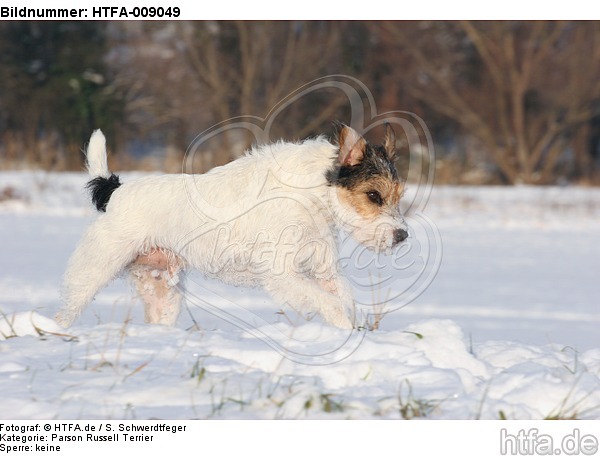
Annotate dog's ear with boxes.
[337,124,366,166]
[383,122,396,160]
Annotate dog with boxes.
[56,123,408,330]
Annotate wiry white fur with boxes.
[333,195,407,253]
[86,129,110,178]
[57,130,407,330]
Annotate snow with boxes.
[0,171,599,419]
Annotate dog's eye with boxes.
[366,190,383,206]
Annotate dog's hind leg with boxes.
[56,218,139,327]
[128,250,185,326]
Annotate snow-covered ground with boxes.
[1,171,599,419]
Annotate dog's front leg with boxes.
[264,276,354,329]
[316,275,358,328]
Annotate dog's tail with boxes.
[85,129,121,212]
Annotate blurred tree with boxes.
[375,21,600,184]
[109,21,351,169]
[0,22,122,169]
[2,20,598,183]
[178,22,349,148]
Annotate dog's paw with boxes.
[328,314,354,330]
[54,310,75,328]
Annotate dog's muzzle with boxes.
[393,228,409,245]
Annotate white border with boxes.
[1,420,599,456]
[3,0,598,20]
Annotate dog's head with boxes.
[326,123,408,253]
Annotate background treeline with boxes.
[1,21,599,184]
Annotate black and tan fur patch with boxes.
[326,124,404,218]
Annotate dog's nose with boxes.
[393,228,408,244]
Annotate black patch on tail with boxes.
[86,174,121,212]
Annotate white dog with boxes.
[56,124,408,329]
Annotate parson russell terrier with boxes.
[56,123,408,330]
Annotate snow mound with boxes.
[0,318,598,419]
[0,311,62,339]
